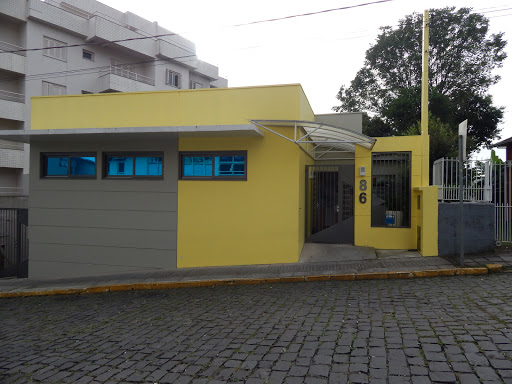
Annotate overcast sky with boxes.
[101,0,512,159]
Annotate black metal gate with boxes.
[305,165,354,243]
[0,208,28,278]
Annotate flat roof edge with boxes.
[0,125,264,143]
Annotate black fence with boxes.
[0,209,28,278]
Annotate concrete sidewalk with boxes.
[0,246,511,298]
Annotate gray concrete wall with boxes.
[28,137,178,278]
[438,202,495,257]
[315,113,363,134]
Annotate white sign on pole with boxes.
[459,120,468,161]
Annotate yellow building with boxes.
[0,84,438,278]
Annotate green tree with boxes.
[334,7,506,157]
[407,114,458,170]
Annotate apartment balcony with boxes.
[0,91,25,122]
[156,39,197,66]
[0,145,24,169]
[0,0,27,21]
[98,66,155,93]
[0,41,26,75]
[28,0,88,36]
[87,16,154,58]
[190,60,219,80]
[211,77,228,88]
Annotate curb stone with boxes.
[0,266,492,298]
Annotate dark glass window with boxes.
[104,153,163,178]
[371,152,411,228]
[42,153,96,178]
[180,152,247,180]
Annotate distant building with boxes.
[493,136,512,160]
[0,0,227,202]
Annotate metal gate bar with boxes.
[0,208,28,278]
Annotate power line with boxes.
[0,33,185,55]
[233,0,393,26]
[0,55,198,84]
[1,3,509,85]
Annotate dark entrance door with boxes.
[306,165,354,244]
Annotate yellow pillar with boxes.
[421,10,430,186]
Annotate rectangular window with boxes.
[191,81,203,89]
[41,153,96,178]
[82,49,94,61]
[180,151,247,180]
[371,152,411,228]
[43,36,67,61]
[104,152,163,178]
[42,81,66,96]
[166,69,182,88]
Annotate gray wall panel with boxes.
[30,243,176,270]
[29,138,178,278]
[30,227,176,250]
[438,202,495,257]
[29,190,177,211]
[30,208,177,230]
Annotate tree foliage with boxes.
[334,7,507,157]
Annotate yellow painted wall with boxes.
[354,135,438,255]
[171,84,316,268]
[32,83,317,269]
[31,84,313,130]
[178,128,312,268]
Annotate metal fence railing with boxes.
[433,158,512,243]
[433,158,492,202]
[100,66,155,86]
[0,208,28,278]
[0,40,26,56]
[0,89,25,103]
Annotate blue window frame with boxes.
[180,151,247,180]
[41,153,96,178]
[104,152,163,178]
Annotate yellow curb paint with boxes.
[389,271,415,279]
[486,264,503,273]
[331,274,356,281]
[0,267,494,298]
[275,277,306,283]
[355,273,389,280]
[455,267,488,275]
[412,269,455,278]
[304,275,330,282]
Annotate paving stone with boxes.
[457,373,481,384]
[309,365,330,377]
[429,371,457,383]
[348,373,369,383]
[475,366,501,381]
[3,275,512,384]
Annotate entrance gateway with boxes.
[249,119,375,245]
[305,165,354,244]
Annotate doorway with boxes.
[305,165,354,244]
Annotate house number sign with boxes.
[359,179,367,204]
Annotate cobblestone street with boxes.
[2,274,512,383]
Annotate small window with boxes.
[43,36,67,61]
[42,81,66,96]
[104,152,163,178]
[180,151,247,180]
[41,153,96,178]
[371,152,411,228]
[166,69,182,88]
[81,90,92,94]
[191,81,203,89]
[82,49,94,61]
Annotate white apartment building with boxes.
[0,0,227,205]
